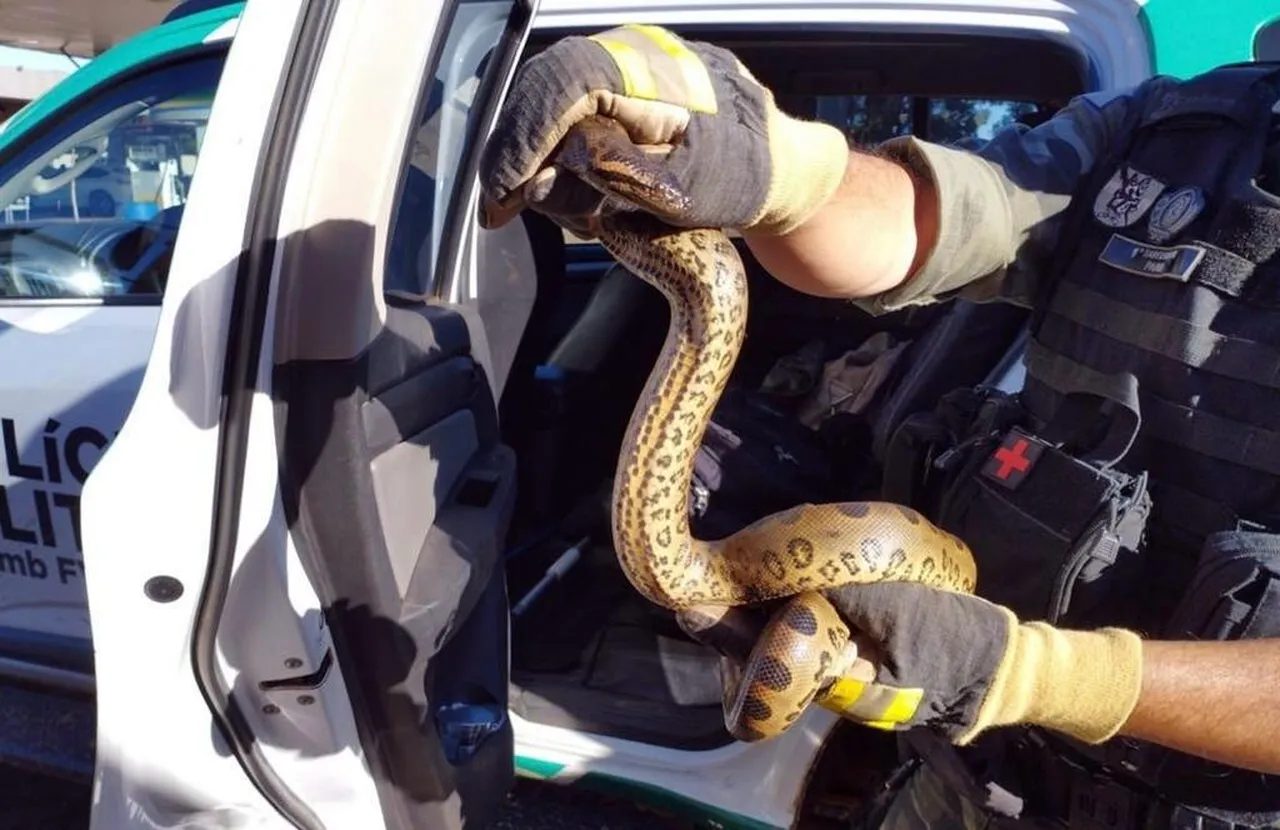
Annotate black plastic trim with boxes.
[428,0,534,297]
[189,2,336,829]
[259,650,333,692]
[524,25,1090,102]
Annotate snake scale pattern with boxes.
[557,116,978,740]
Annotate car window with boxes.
[384,0,516,296]
[816,94,1043,146]
[0,55,223,301]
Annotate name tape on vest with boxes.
[1098,233,1206,282]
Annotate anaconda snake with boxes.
[556,116,978,741]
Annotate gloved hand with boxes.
[821,582,1144,745]
[478,24,849,235]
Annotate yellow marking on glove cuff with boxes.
[622,24,717,114]
[590,36,659,100]
[821,676,924,730]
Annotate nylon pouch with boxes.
[885,384,1152,624]
[1164,530,1280,641]
[936,427,1150,626]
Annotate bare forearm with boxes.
[1121,639,1280,774]
[742,148,939,300]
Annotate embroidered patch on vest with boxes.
[1147,186,1206,243]
[981,430,1043,490]
[1098,233,1206,281]
[1094,166,1166,228]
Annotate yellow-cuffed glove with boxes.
[821,582,1144,745]
[478,24,849,235]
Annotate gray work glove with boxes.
[822,583,1144,745]
[478,24,849,235]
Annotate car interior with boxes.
[495,28,1088,755]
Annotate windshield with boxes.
[0,56,222,300]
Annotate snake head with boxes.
[556,115,693,220]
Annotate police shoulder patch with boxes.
[1147,186,1206,243]
[1094,165,1166,228]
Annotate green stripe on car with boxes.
[1141,0,1278,77]
[0,2,245,153]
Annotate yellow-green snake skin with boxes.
[558,116,978,740]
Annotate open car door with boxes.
[79,0,538,827]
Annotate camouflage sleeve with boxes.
[854,85,1148,314]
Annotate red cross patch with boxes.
[981,429,1043,490]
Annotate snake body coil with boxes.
[559,117,978,740]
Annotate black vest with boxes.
[1028,62,1280,582]
[900,64,1280,827]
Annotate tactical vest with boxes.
[887,64,1280,828]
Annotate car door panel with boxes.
[83,0,529,822]
[276,300,516,827]
[252,2,533,823]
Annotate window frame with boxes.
[381,0,534,300]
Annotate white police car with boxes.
[0,0,1272,827]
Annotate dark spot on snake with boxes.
[786,537,815,568]
[754,656,792,691]
[827,627,844,649]
[783,604,819,636]
[784,709,800,724]
[860,538,883,568]
[763,550,786,580]
[838,553,860,577]
[888,548,907,571]
[734,725,767,742]
[896,505,921,524]
[838,503,871,518]
[742,696,772,724]
[656,527,671,547]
